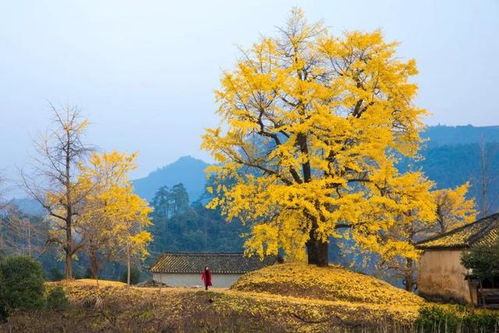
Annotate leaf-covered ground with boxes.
[2,283,417,332]
[232,263,424,307]
[1,265,428,332]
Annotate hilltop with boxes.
[232,263,424,306]
[132,155,209,202]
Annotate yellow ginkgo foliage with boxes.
[433,182,477,233]
[370,180,476,291]
[202,9,434,266]
[79,151,152,281]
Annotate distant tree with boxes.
[476,139,498,217]
[433,182,477,234]
[0,174,8,211]
[169,184,190,215]
[152,186,171,218]
[22,105,93,279]
[202,9,432,266]
[148,180,248,257]
[120,266,141,285]
[151,183,190,220]
[0,206,48,258]
[78,151,152,282]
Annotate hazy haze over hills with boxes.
[129,125,499,207]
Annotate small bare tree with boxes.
[22,104,93,279]
[0,174,9,211]
[477,138,498,217]
[0,206,47,257]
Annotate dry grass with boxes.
[232,263,424,307]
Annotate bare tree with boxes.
[0,206,47,257]
[0,174,9,211]
[22,104,93,279]
[477,137,498,217]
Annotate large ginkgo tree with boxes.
[202,9,436,266]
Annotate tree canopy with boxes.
[202,9,432,265]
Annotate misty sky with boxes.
[1,0,498,187]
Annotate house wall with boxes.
[152,272,241,288]
[417,249,476,304]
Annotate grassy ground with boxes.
[1,264,496,332]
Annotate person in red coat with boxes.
[201,266,212,290]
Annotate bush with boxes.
[415,304,499,332]
[0,255,45,312]
[120,267,141,285]
[461,239,499,280]
[0,269,7,322]
[46,286,70,311]
[415,305,460,331]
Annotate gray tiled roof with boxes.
[149,252,278,274]
[416,213,499,250]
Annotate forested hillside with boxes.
[132,156,209,201]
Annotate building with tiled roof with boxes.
[416,213,499,305]
[150,252,278,288]
[417,213,499,250]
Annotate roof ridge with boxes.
[416,212,499,246]
[161,252,245,256]
[468,216,499,246]
[149,252,278,274]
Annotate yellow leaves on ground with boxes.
[231,263,424,307]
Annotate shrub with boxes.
[0,255,45,312]
[120,267,141,285]
[0,269,7,322]
[415,305,460,331]
[46,286,70,311]
[461,239,499,280]
[416,304,499,332]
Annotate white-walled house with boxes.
[150,252,278,288]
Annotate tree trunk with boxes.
[65,250,73,280]
[306,232,329,267]
[127,243,131,287]
[404,258,414,291]
[65,219,73,280]
[89,248,99,279]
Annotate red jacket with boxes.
[201,270,212,286]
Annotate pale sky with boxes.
[1,0,498,187]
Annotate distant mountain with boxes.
[11,125,499,214]
[9,198,44,216]
[421,125,499,147]
[132,156,209,202]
